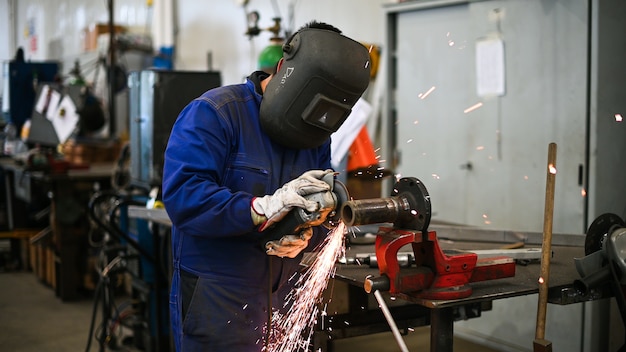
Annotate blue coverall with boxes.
[162,71,331,352]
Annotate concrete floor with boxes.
[0,271,500,352]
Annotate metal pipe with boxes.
[341,196,409,227]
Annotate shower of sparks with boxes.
[368,45,374,53]
[463,102,484,114]
[419,86,436,99]
[265,222,347,352]
[431,173,440,180]
[581,188,587,197]
[406,139,414,144]
[476,145,485,151]
[615,114,623,122]
[538,276,545,284]
[345,226,358,240]
[548,164,557,174]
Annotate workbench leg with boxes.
[430,307,453,352]
[57,243,80,301]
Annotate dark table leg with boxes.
[431,307,454,352]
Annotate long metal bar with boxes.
[126,206,583,248]
[373,290,409,352]
[383,0,477,13]
[429,225,584,247]
[108,0,116,137]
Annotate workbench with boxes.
[312,225,601,352]
[125,207,601,351]
[0,157,114,300]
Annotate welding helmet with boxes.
[259,28,371,149]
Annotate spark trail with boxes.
[266,222,347,352]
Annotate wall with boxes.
[178,0,390,85]
[0,0,389,144]
[0,0,390,88]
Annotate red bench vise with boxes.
[340,177,516,300]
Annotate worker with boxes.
[162,20,370,351]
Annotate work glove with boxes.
[265,227,313,258]
[251,169,334,231]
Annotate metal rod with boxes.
[534,142,557,352]
[108,0,116,137]
[373,290,409,352]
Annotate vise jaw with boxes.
[364,227,515,300]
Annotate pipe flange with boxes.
[391,177,431,231]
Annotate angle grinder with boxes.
[574,213,626,292]
[574,213,626,352]
[260,173,350,246]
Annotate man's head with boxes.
[259,21,371,149]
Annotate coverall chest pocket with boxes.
[224,158,270,197]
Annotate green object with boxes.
[258,43,283,73]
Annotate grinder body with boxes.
[260,175,349,247]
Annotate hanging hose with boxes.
[88,191,155,263]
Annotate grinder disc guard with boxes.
[585,213,625,255]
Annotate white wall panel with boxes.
[1,0,389,86]
[394,0,587,235]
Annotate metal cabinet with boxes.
[128,70,221,191]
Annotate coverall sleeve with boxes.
[308,140,334,248]
[162,98,255,238]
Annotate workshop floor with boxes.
[0,271,499,352]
